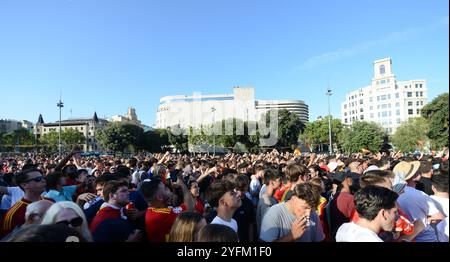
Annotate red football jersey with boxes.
[145,206,185,242]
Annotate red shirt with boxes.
[194,198,205,215]
[145,206,185,242]
[90,206,122,233]
[1,197,54,237]
[274,184,290,203]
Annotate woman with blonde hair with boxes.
[168,211,206,242]
[41,201,93,242]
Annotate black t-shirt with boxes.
[233,197,255,242]
[416,177,433,195]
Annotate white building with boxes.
[156,87,309,129]
[0,119,34,133]
[341,58,428,134]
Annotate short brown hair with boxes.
[292,183,320,208]
[285,164,308,183]
[103,181,128,202]
[360,173,390,188]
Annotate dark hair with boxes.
[235,174,249,191]
[354,186,398,221]
[263,169,281,185]
[21,163,37,171]
[360,173,390,188]
[419,160,433,174]
[140,178,163,203]
[2,173,15,185]
[431,173,449,193]
[62,164,78,180]
[103,181,128,202]
[94,174,118,186]
[115,165,131,179]
[205,181,232,208]
[77,169,88,176]
[45,172,62,191]
[292,183,321,208]
[8,224,86,242]
[364,169,395,179]
[285,164,308,183]
[14,169,42,189]
[195,224,239,242]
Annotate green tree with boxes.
[62,128,86,146]
[266,109,304,150]
[97,123,144,153]
[142,129,170,152]
[40,130,59,150]
[340,121,386,154]
[300,116,343,152]
[392,117,429,152]
[165,125,189,153]
[421,93,449,149]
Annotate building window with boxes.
[397,118,401,124]
[344,104,347,109]
[380,65,385,75]
[369,97,373,102]
[415,84,418,88]
[344,112,347,116]
[420,84,423,88]
[360,115,364,120]
[80,127,83,130]
[420,92,423,97]
[388,94,391,99]
[344,119,347,123]
[416,101,420,106]
[396,102,400,107]
[380,79,386,84]
[395,85,398,89]
[395,93,399,98]
[407,92,412,97]
[396,110,400,116]
[416,92,419,97]
[360,108,364,112]
[370,113,374,118]
[405,85,408,89]
[408,102,413,106]
[377,96,380,101]
[359,99,363,105]
[380,95,387,100]
[370,106,373,110]
[408,109,413,115]
[420,101,424,106]
[382,111,388,117]
[417,109,420,115]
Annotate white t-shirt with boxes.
[259,184,267,199]
[430,195,449,217]
[397,186,441,242]
[211,216,238,233]
[0,187,25,210]
[250,177,261,195]
[336,222,383,242]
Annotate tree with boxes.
[421,93,449,150]
[142,129,170,152]
[40,129,85,151]
[392,117,429,152]
[339,121,386,154]
[0,128,35,151]
[165,125,189,153]
[97,123,144,153]
[266,109,304,150]
[300,116,343,152]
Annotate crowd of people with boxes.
[0,148,448,242]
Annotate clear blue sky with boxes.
[0,0,448,126]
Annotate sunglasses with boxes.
[26,176,45,183]
[56,217,83,227]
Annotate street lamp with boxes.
[211,106,216,156]
[57,98,64,157]
[326,88,332,154]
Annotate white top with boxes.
[397,186,441,242]
[259,184,267,199]
[336,222,383,242]
[211,216,238,233]
[0,187,25,210]
[250,177,261,195]
[430,195,449,217]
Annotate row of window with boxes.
[344,115,364,123]
[407,91,424,97]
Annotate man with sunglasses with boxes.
[1,169,51,237]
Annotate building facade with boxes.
[34,113,108,151]
[341,58,428,134]
[0,119,34,133]
[156,87,309,129]
[109,107,143,128]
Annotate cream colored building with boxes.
[341,58,428,134]
[109,107,143,128]
[34,113,108,151]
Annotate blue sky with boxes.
[0,0,448,127]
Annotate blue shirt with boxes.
[44,185,77,202]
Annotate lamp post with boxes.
[211,106,216,156]
[57,99,64,157]
[326,88,332,154]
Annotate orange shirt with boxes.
[145,206,186,242]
